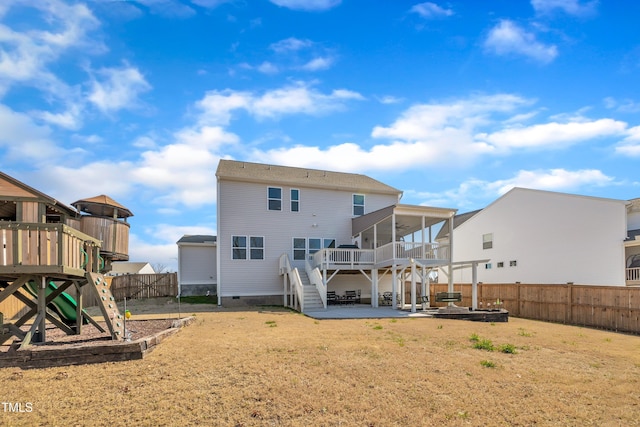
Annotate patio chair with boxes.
[382,292,393,306]
[345,290,357,305]
[327,291,339,305]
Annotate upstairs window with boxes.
[482,233,493,250]
[291,189,300,212]
[353,194,365,216]
[268,187,282,211]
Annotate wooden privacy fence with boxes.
[110,273,178,301]
[430,283,640,335]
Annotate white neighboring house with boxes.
[438,187,629,286]
[625,198,640,285]
[177,235,217,296]
[107,262,155,276]
[215,160,457,309]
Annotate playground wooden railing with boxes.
[78,216,130,260]
[0,222,102,275]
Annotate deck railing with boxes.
[312,248,375,269]
[0,222,101,274]
[375,241,450,267]
[312,241,451,270]
[627,267,640,285]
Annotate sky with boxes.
[1,0,640,272]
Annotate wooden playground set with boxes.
[0,171,137,361]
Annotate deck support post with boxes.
[410,261,417,313]
[472,262,478,310]
[371,268,378,307]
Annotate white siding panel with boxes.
[450,189,627,286]
[179,245,217,285]
[218,179,398,297]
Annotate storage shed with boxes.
[177,235,217,296]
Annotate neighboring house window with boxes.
[485,263,492,269]
[353,194,365,216]
[497,262,504,268]
[250,237,264,260]
[268,187,282,211]
[291,189,300,212]
[482,233,493,249]
[293,238,306,261]
[324,238,336,249]
[232,236,247,260]
[510,260,517,267]
[233,236,264,260]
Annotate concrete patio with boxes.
[304,304,438,319]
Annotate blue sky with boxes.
[1,0,640,271]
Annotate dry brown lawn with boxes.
[2,304,640,426]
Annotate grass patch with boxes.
[179,295,218,305]
[480,360,497,368]
[473,338,495,351]
[265,320,277,327]
[518,328,534,337]
[469,332,480,342]
[498,343,517,354]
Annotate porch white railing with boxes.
[306,260,327,308]
[627,267,640,285]
[375,242,450,266]
[279,253,304,312]
[312,248,375,269]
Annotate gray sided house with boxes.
[215,160,457,310]
[177,235,217,296]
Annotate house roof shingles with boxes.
[177,235,217,244]
[216,160,401,195]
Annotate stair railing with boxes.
[279,253,304,312]
[306,259,327,309]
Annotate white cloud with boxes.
[615,126,640,157]
[377,95,404,105]
[299,56,333,71]
[196,82,364,124]
[531,0,597,16]
[257,61,279,74]
[0,103,61,162]
[488,169,614,195]
[411,168,615,209]
[603,97,640,113]
[270,37,313,53]
[269,0,341,11]
[0,1,101,86]
[372,94,530,141]
[484,20,558,64]
[410,2,454,18]
[88,65,151,112]
[477,118,627,149]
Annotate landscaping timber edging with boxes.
[0,316,195,369]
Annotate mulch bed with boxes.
[0,318,194,368]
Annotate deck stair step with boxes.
[298,270,324,310]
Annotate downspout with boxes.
[216,178,222,307]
